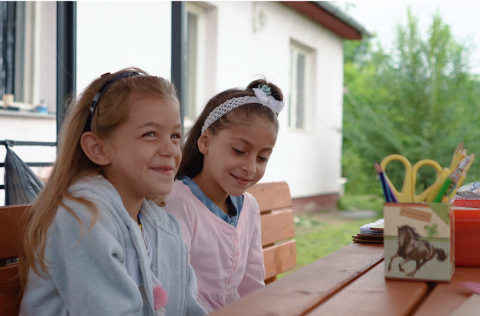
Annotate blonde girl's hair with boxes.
[19,67,179,291]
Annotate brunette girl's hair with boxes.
[177,78,283,179]
[19,67,178,291]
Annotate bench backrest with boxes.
[0,204,30,316]
[247,182,297,284]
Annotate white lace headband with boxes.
[201,85,284,134]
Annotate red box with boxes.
[452,200,480,267]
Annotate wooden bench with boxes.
[247,181,297,284]
[0,181,297,314]
[0,204,29,316]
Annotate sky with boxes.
[335,1,480,73]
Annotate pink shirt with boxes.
[165,180,265,312]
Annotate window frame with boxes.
[289,40,313,132]
[1,2,54,111]
[184,2,207,129]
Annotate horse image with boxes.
[387,225,447,277]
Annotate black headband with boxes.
[83,71,140,132]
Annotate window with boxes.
[289,41,312,130]
[183,2,217,130]
[0,2,56,112]
[184,2,206,128]
[1,2,16,98]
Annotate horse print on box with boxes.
[388,225,447,277]
[384,203,454,281]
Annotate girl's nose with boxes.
[159,139,178,157]
[243,156,257,175]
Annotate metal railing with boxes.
[0,140,57,190]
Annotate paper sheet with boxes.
[360,219,384,233]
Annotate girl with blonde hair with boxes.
[19,68,207,316]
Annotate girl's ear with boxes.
[197,131,210,155]
[80,132,111,166]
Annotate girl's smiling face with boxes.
[198,118,277,197]
[102,96,182,203]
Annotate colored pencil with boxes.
[427,168,451,203]
[375,162,392,203]
[386,182,398,203]
[434,177,453,203]
[373,162,397,202]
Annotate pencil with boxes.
[449,141,464,171]
[386,182,398,202]
[375,162,392,203]
[427,168,451,203]
[434,177,453,203]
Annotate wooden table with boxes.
[210,243,480,316]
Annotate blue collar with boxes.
[178,175,244,228]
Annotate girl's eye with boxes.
[171,133,181,139]
[233,148,245,154]
[258,156,269,162]
[143,132,156,137]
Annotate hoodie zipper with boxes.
[183,245,189,316]
[131,231,155,315]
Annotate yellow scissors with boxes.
[380,154,443,203]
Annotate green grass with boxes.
[277,194,384,279]
[337,194,385,212]
[293,217,375,269]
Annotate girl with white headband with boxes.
[164,79,284,312]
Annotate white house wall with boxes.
[76,1,172,93]
[76,1,344,199]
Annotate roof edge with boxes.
[313,1,373,38]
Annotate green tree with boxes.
[342,9,480,195]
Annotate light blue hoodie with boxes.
[20,176,207,316]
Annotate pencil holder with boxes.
[384,203,454,282]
